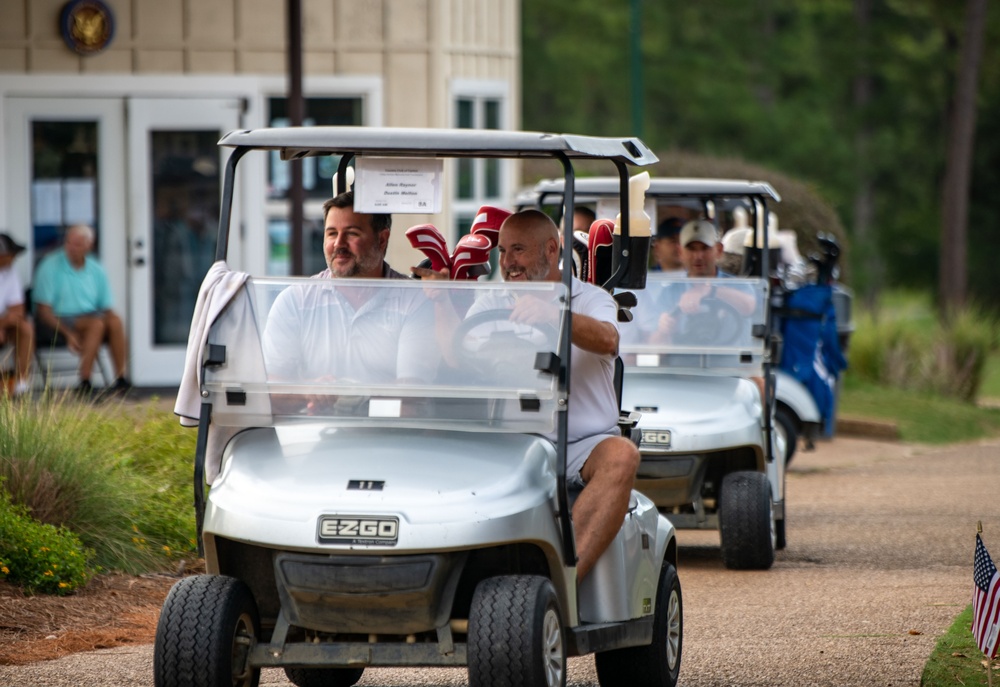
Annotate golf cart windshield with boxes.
[202,276,566,433]
[620,274,768,376]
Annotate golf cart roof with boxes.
[532,177,780,202]
[218,127,658,165]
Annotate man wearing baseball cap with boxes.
[672,218,756,318]
[0,233,34,396]
[679,219,727,278]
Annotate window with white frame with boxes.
[451,84,508,246]
[265,96,363,275]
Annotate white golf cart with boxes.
[158,128,682,687]
[523,177,791,569]
[526,177,853,463]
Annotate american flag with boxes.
[973,533,1000,658]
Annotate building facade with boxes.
[0,0,520,384]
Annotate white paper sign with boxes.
[354,157,443,214]
[63,179,96,225]
[32,180,63,225]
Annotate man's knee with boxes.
[582,437,640,483]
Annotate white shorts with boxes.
[566,428,621,489]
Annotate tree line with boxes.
[523,0,998,311]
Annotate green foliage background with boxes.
[523,0,1000,307]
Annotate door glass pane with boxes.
[151,130,220,344]
[30,121,100,264]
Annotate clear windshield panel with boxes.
[619,275,769,376]
[203,276,567,432]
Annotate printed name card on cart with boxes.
[354,157,444,214]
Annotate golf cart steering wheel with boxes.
[452,309,557,378]
[671,297,743,346]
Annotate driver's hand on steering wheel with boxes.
[510,294,558,327]
[677,283,712,314]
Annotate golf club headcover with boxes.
[450,233,493,280]
[469,206,510,249]
[588,219,615,286]
[405,223,451,273]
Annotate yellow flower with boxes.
[43,570,53,576]
[39,547,50,552]
[162,546,171,552]
[1,566,9,575]
[58,582,69,589]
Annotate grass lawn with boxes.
[921,605,998,686]
[839,376,1000,444]
[980,353,1000,400]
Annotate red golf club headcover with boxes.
[405,224,451,273]
[450,233,493,280]
[588,219,615,285]
[469,206,510,249]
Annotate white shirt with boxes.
[262,280,439,385]
[468,276,620,442]
[0,266,24,315]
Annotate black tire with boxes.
[719,471,776,570]
[283,667,365,687]
[595,561,682,687]
[775,407,799,466]
[468,575,565,687]
[154,574,260,687]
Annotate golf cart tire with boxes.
[775,406,799,466]
[283,667,365,687]
[154,574,260,687]
[719,471,776,570]
[594,561,682,687]
[468,575,566,687]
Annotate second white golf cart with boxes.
[525,177,788,570]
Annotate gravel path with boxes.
[1,435,997,687]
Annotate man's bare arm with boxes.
[571,313,618,356]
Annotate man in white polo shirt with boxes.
[445,209,639,580]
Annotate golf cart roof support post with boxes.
[194,401,212,557]
[215,146,250,263]
[601,160,633,291]
[555,151,578,568]
[336,153,355,195]
[754,194,777,464]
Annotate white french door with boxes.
[126,98,243,385]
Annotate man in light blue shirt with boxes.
[33,224,130,396]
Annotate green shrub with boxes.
[0,396,197,573]
[0,487,95,594]
[848,292,1000,402]
[935,306,1000,401]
